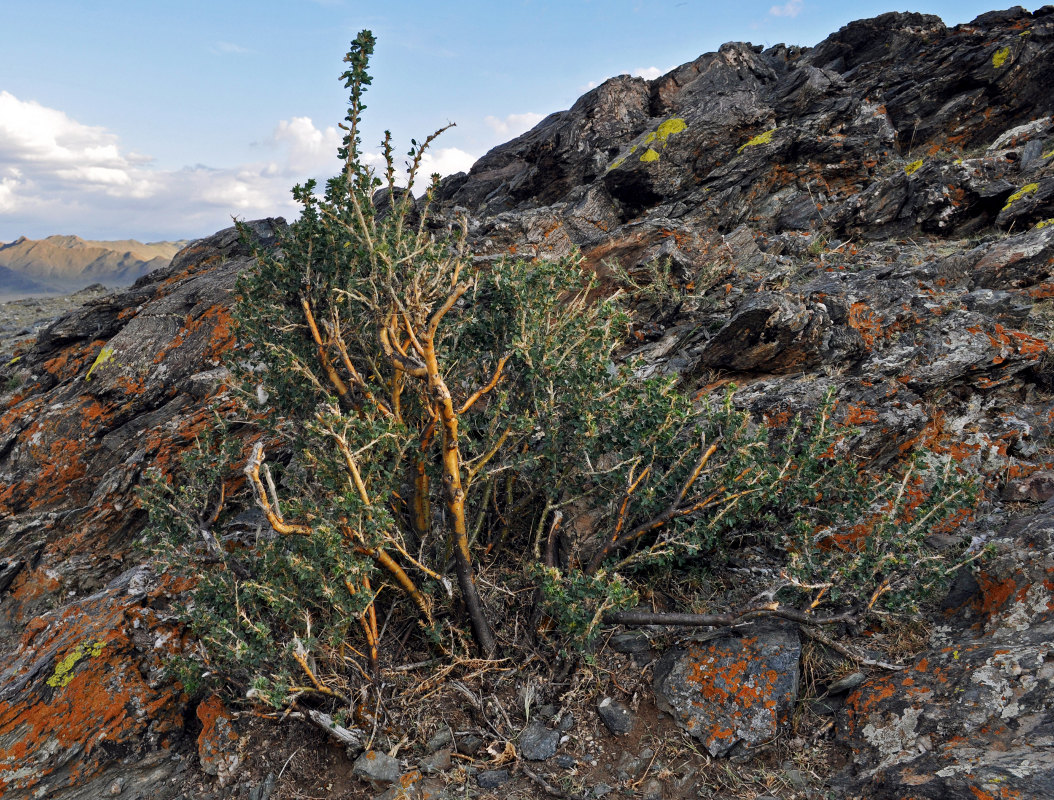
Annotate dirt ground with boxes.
[177,621,861,800]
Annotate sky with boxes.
[0,0,1042,243]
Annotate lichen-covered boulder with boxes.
[196,694,242,783]
[834,510,1054,799]
[653,623,801,756]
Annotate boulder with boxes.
[0,567,186,799]
[653,623,801,756]
[695,292,832,373]
[0,220,284,800]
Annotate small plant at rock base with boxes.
[532,565,637,651]
[569,387,980,624]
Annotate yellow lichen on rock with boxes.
[46,640,106,688]
[1035,219,1054,230]
[904,159,924,175]
[1003,183,1039,210]
[655,117,687,140]
[84,345,115,382]
[992,47,1011,68]
[737,128,775,154]
[611,118,687,169]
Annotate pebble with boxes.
[455,734,484,756]
[608,632,651,653]
[828,671,867,694]
[425,730,452,752]
[597,697,635,735]
[418,747,452,774]
[353,750,403,785]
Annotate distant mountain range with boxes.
[0,235,187,300]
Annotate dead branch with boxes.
[302,709,367,756]
[519,764,588,800]
[603,604,858,628]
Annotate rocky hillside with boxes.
[1,8,1053,800]
[0,234,186,298]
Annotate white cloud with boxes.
[769,0,803,17]
[0,174,19,213]
[632,66,664,80]
[0,91,480,239]
[0,91,126,168]
[419,147,476,177]
[267,116,344,175]
[484,112,545,139]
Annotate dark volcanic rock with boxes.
[0,567,187,799]
[518,719,561,761]
[597,697,635,736]
[438,76,653,215]
[695,291,832,373]
[442,8,1054,246]
[475,769,511,789]
[352,750,402,785]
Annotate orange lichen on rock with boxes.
[0,588,185,797]
[845,402,880,424]
[655,626,800,756]
[974,571,1023,619]
[196,694,242,780]
[43,339,106,381]
[847,302,884,348]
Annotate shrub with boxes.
[144,32,981,712]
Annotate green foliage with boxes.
[548,385,977,617]
[141,419,378,707]
[532,566,637,650]
[143,31,984,706]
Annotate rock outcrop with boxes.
[0,220,283,800]
[836,506,1054,799]
[653,623,801,757]
[2,7,1054,799]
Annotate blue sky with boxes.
[0,1,1041,242]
